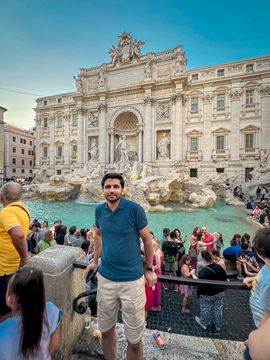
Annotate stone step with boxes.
[71,321,245,360]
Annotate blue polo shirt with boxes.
[95,197,148,282]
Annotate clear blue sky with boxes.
[1,0,269,128]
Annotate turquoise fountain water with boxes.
[23,200,256,247]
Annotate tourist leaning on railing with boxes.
[195,251,227,332]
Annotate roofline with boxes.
[0,106,7,112]
[36,91,77,101]
[187,54,270,73]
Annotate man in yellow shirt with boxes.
[0,182,30,319]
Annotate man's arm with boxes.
[8,226,29,267]
[140,225,157,287]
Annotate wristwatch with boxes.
[146,266,154,272]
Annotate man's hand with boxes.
[145,271,157,288]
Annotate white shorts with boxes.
[97,273,146,344]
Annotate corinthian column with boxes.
[143,96,153,162]
[49,115,55,168]
[76,108,84,167]
[98,103,107,165]
[172,92,183,161]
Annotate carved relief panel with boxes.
[156,102,170,122]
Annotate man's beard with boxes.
[105,194,121,203]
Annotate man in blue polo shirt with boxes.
[89,172,156,360]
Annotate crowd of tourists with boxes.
[1,178,270,360]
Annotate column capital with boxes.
[98,103,107,112]
[171,92,182,104]
[144,96,155,105]
[76,107,85,115]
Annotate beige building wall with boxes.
[0,106,7,185]
[4,124,35,180]
[34,34,270,183]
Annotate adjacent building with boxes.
[0,106,7,186]
[4,124,35,181]
[34,33,270,182]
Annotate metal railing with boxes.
[72,260,249,314]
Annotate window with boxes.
[72,114,78,126]
[12,158,16,164]
[216,135,225,150]
[57,98,62,103]
[190,168,198,178]
[191,74,198,81]
[29,169,32,174]
[57,146,63,157]
[12,136,16,142]
[43,118,48,128]
[216,168,224,173]
[43,100,47,106]
[43,147,48,157]
[22,159,25,165]
[245,133,254,150]
[217,94,225,110]
[56,115,63,127]
[191,97,198,112]
[190,138,198,152]
[29,160,33,166]
[217,69,224,77]
[246,64,254,73]
[72,144,77,157]
[246,90,254,107]
[57,170,62,175]
[21,169,25,174]
[21,149,25,155]
[12,168,16,173]
[12,147,16,153]
[30,140,32,146]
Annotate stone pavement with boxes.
[147,286,255,341]
[71,322,245,360]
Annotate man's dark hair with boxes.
[69,226,76,235]
[163,228,170,236]
[241,242,249,251]
[101,172,125,188]
[32,222,41,229]
[253,228,270,259]
[170,231,176,239]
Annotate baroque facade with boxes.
[34,33,270,182]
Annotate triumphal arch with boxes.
[34,32,270,181]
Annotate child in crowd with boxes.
[162,231,179,291]
[179,254,196,313]
[0,267,62,359]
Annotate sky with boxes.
[0,0,270,129]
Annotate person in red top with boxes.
[201,227,215,251]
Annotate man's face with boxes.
[102,178,123,204]
[201,227,207,235]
